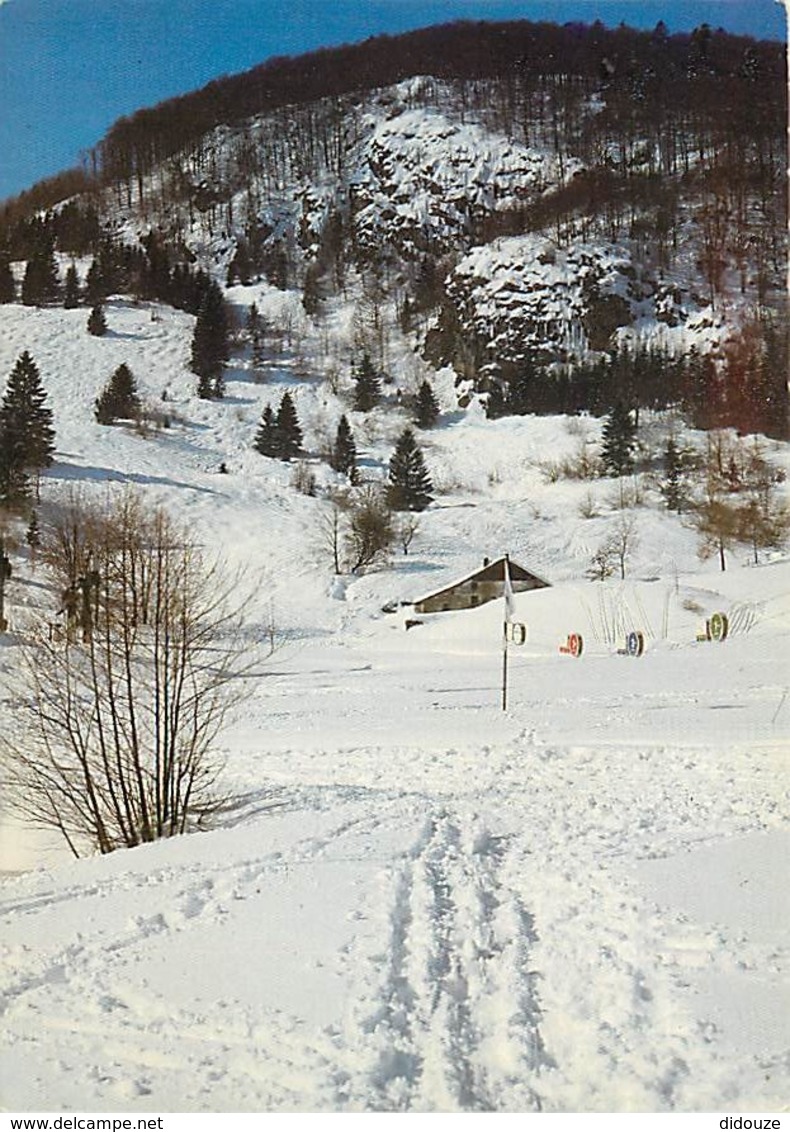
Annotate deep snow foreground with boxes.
[0,297,788,1111]
[2,584,789,1112]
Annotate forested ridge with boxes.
[2,19,785,221]
[0,18,786,438]
[91,18,785,195]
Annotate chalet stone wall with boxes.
[415,575,544,614]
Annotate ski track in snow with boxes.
[356,810,545,1112]
[1,739,788,1111]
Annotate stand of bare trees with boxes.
[320,486,396,576]
[2,492,253,856]
[690,433,790,570]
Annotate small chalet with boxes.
[410,555,550,615]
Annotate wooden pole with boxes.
[501,621,508,711]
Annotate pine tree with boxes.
[196,372,214,400]
[246,302,261,338]
[21,236,59,306]
[228,240,252,286]
[25,509,41,568]
[388,428,433,512]
[251,331,266,373]
[63,264,81,309]
[485,382,509,420]
[508,362,539,416]
[0,351,56,504]
[191,281,229,399]
[0,457,29,507]
[87,303,107,337]
[84,258,106,305]
[353,353,381,412]
[95,364,141,425]
[302,264,321,316]
[0,258,15,304]
[276,392,303,461]
[600,402,637,476]
[253,404,280,458]
[414,380,440,429]
[660,438,686,512]
[330,414,358,482]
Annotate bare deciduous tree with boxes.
[692,481,741,572]
[586,544,615,582]
[688,432,788,571]
[610,512,639,581]
[2,492,253,856]
[587,512,639,582]
[319,495,345,575]
[344,485,394,575]
[737,492,790,564]
[397,515,420,556]
[318,486,395,575]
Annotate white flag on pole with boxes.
[503,556,516,622]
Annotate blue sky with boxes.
[0,0,785,202]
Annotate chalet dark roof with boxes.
[410,555,549,606]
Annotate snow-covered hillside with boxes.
[0,283,788,1112]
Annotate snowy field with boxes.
[0,297,788,1112]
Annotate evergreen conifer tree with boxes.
[95,364,141,425]
[247,302,261,338]
[276,392,303,461]
[191,281,229,398]
[0,458,29,507]
[660,438,686,512]
[87,303,107,337]
[414,380,440,429]
[21,236,59,306]
[387,428,433,511]
[84,259,106,305]
[508,361,539,416]
[25,509,41,567]
[601,403,637,476]
[196,372,214,399]
[330,414,358,482]
[0,258,15,304]
[251,331,266,373]
[63,264,81,309]
[253,404,280,458]
[485,382,509,420]
[0,351,55,503]
[302,265,321,316]
[353,353,381,412]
